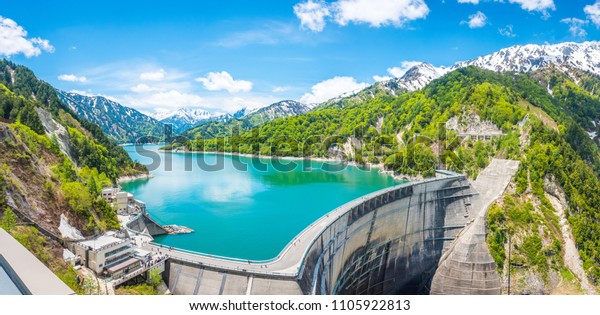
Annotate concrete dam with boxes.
[144,159,519,295]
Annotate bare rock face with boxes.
[543,174,568,208]
[35,107,75,163]
[445,112,503,138]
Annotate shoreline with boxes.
[158,147,420,181]
[117,172,154,183]
[160,147,386,168]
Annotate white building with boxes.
[116,191,134,214]
[73,232,135,275]
[101,187,119,202]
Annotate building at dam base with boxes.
[158,159,519,295]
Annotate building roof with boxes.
[78,235,126,251]
[133,248,151,258]
[106,257,140,274]
[0,228,74,295]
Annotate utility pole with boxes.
[507,231,511,295]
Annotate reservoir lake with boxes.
[122,144,399,260]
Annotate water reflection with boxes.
[121,144,398,259]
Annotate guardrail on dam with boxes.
[156,168,505,295]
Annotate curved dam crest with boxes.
[138,159,518,295]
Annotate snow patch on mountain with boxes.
[454,41,600,76]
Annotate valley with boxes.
[2,40,600,296]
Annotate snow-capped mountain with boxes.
[321,41,600,109]
[152,102,307,134]
[182,100,310,138]
[56,90,164,143]
[150,108,213,133]
[232,107,260,119]
[387,41,600,93]
[454,41,600,76]
[375,63,449,95]
[245,100,309,125]
[317,63,449,109]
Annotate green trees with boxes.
[1,208,16,232]
[17,103,45,135]
[521,121,600,283]
[115,269,163,295]
[61,182,92,216]
[384,143,436,177]
[68,127,118,181]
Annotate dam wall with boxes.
[430,159,520,295]
[296,175,476,295]
[160,173,484,294]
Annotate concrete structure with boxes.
[126,213,168,237]
[101,187,119,202]
[149,159,518,295]
[430,159,520,295]
[446,113,504,141]
[103,187,147,215]
[0,228,74,295]
[102,187,146,215]
[73,232,134,274]
[116,191,134,213]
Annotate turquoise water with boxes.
[122,144,398,260]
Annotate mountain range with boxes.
[55,41,600,143]
[329,41,600,109]
[182,100,310,139]
[3,40,600,295]
[57,90,165,143]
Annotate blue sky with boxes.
[1,0,600,114]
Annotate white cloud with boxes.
[373,75,392,82]
[507,0,555,13]
[58,74,87,82]
[457,0,479,4]
[125,90,204,109]
[0,16,54,58]
[387,61,422,78]
[69,89,95,97]
[195,71,253,93]
[272,86,291,93]
[294,0,331,32]
[462,11,488,28]
[130,83,162,93]
[139,69,166,81]
[293,0,429,31]
[498,24,516,37]
[30,38,54,53]
[300,76,369,104]
[561,18,588,38]
[333,0,430,27]
[585,1,600,27]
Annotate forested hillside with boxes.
[173,66,600,292]
[0,60,147,293]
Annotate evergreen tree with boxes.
[18,103,45,135]
[88,175,99,196]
